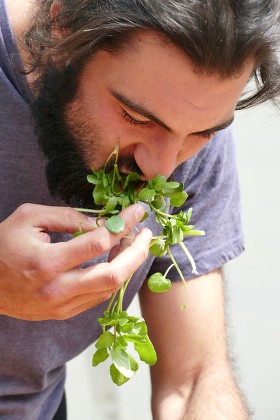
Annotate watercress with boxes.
[76,144,205,385]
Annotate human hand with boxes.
[0,203,151,321]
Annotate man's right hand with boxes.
[0,203,152,321]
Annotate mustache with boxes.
[104,154,143,176]
[104,153,175,182]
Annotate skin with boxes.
[63,32,252,180]
[3,0,251,417]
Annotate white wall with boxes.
[225,103,280,419]
[65,102,280,420]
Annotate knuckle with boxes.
[123,219,136,235]
[62,207,79,226]
[34,258,58,280]
[103,293,113,302]
[16,203,35,219]
[104,270,122,291]
[36,283,61,304]
[87,236,109,257]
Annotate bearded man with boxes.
[0,0,279,419]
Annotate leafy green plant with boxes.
[76,145,205,385]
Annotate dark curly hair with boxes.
[21,0,280,109]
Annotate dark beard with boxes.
[31,63,145,209]
[31,63,96,208]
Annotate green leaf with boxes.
[119,322,134,333]
[128,353,139,373]
[105,196,117,212]
[162,182,182,194]
[105,215,125,233]
[123,172,140,189]
[186,207,193,221]
[87,174,100,185]
[168,226,184,244]
[170,191,188,207]
[151,195,166,210]
[149,175,166,191]
[148,273,172,293]
[114,335,128,350]
[73,230,84,238]
[134,337,157,366]
[111,348,135,378]
[126,315,142,323]
[123,334,146,344]
[110,363,130,386]
[164,181,181,189]
[121,196,131,209]
[183,229,205,236]
[140,211,149,222]
[138,188,156,202]
[119,317,129,327]
[92,348,109,366]
[102,176,109,187]
[120,320,147,336]
[132,321,147,335]
[149,238,167,257]
[98,317,118,327]
[95,331,115,349]
[92,184,108,205]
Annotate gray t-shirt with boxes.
[0,1,244,418]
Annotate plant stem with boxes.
[179,241,198,274]
[104,143,119,170]
[150,203,176,220]
[75,208,106,214]
[122,275,133,295]
[167,246,187,290]
[106,291,118,313]
[163,263,175,278]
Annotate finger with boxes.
[47,291,112,320]
[116,232,136,254]
[55,227,152,296]
[41,204,147,272]
[15,203,97,234]
[108,232,136,262]
[108,244,119,262]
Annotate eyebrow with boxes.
[110,89,234,135]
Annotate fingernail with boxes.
[142,227,153,240]
[87,217,98,227]
[135,205,145,221]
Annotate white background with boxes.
[65,101,280,420]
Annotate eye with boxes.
[122,109,153,128]
[198,131,216,140]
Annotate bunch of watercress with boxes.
[76,145,205,386]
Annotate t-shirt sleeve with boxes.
[147,125,245,281]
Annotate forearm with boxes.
[152,367,250,420]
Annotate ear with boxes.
[50,1,68,39]
[50,1,62,20]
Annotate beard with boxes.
[30,63,142,208]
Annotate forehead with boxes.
[80,31,253,131]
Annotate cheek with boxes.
[177,136,213,163]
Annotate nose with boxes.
[133,138,183,180]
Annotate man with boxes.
[0,0,279,418]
